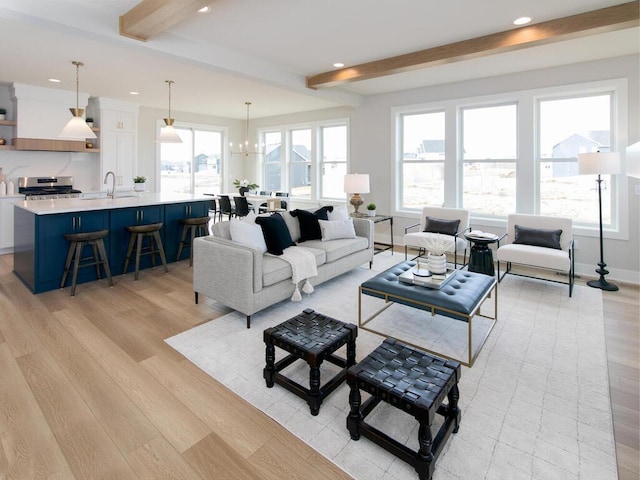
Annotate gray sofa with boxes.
[193,214,374,327]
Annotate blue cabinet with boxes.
[164,200,210,261]
[13,209,110,293]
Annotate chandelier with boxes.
[229,102,264,156]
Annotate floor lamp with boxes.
[578,152,621,291]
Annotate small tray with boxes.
[399,267,456,289]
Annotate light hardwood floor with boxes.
[0,252,637,479]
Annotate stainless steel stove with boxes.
[18,176,82,200]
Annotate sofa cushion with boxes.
[300,236,369,263]
[229,217,267,253]
[327,204,349,221]
[281,211,301,242]
[262,247,327,287]
[513,225,562,250]
[255,213,295,255]
[319,218,356,241]
[291,206,334,242]
[497,243,570,271]
[424,216,460,236]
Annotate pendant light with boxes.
[229,101,264,156]
[156,80,182,143]
[59,61,97,140]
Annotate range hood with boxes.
[10,83,92,152]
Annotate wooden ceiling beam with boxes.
[120,0,214,42]
[306,2,639,89]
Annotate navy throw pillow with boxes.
[255,213,295,255]
[513,225,562,250]
[291,207,334,242]
[424,216,460,236]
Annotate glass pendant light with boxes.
[59,61,97,140]
[156,80,182,143]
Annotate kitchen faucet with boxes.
[104,171,116,199]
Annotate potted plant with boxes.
[0,109,6,120]
[133,175,147,192]
[366,203,377,216]
[233,179,259,196]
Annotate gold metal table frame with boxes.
[358,276,497,367]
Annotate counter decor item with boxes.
[0,108,5,120]
[233,179,259,196]
[133,175,147,192]
[0,138,5,145]
[421,234,451,275]
[86,118,94,127]
[6,180,14,195]
[0,180,5,196]
[366,203,376,216]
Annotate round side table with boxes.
[464,233,505,276]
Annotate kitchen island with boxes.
[13,193,213,293]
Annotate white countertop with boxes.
[14,192,213,215]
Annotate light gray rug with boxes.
[166,252,617,480]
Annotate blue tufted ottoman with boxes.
[347,337,461,480]
[359,261,497,366]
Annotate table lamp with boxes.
[344,173,370,217]
[578,151,621,291]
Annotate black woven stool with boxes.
[347,337,461,480]
[263,308,357,416]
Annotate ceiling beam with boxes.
[119,0,214,42]
[306,2,639,89]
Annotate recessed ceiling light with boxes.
[333,62,345,68]
[198,6,210,13]
[129,91,139,95]
[513,16,532,26]
[48,78,61,83]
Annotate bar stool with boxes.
[60,229,113,296]
[176,216,211,265]
[123,222,168,280]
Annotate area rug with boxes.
[166,253,617,480]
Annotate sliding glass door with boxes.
[160,126,223,195]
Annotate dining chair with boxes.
[219,195,235,221]
[234,196,253,218]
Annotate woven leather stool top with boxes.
[63,229,109,242]
[348,337,460,419]
[181,216,211,225]
[126,222,164,233]
[264,308,357,359]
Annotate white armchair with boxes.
[497,213,575,296]
[403,207,471,268]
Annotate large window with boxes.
[399,111,445,209]
[461,103,517,216]
[319,125,347,199]
[538,94,613,225]
[260,119,348,200]
[393,79,625,234]
[160,126,223,195]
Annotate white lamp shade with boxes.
[59,116,97,140]
[626,142,640,178]
[344,173,370,194]
[156,125,182,143]
[578,152,621,175]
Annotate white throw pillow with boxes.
[243,210,258,224]
[280,211,301,243]
[229,217,267,253]
[318,218,356,241]
[327,204,349,221]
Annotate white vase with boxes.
[134,183,145,192]
[427,253,447,274]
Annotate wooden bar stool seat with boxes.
[176,216,211,265]
[123,222,168,280]
[60,229,113,296]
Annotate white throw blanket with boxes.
[279,246,318,301]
